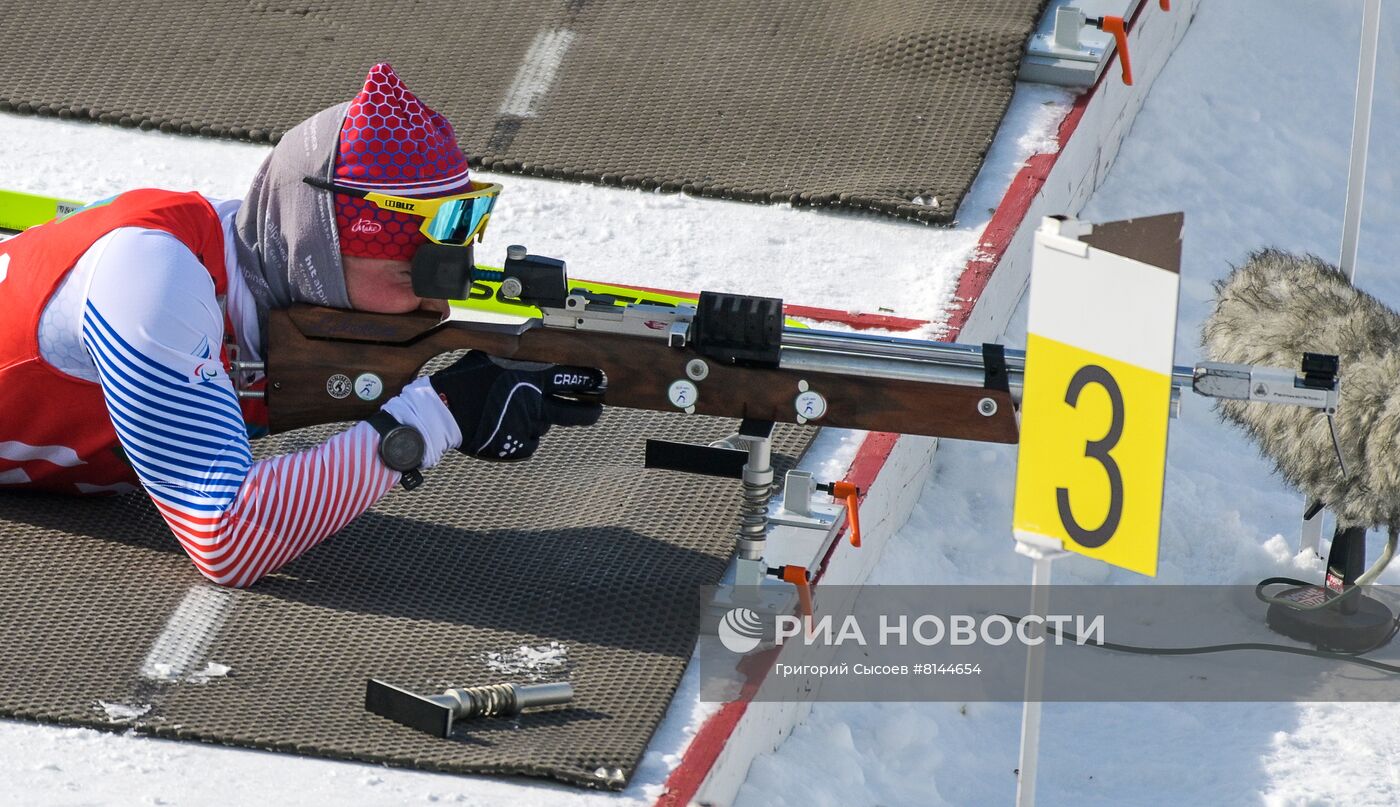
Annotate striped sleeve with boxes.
[80,228,398,587]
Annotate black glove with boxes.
[429,351,605,461]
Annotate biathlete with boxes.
[0,63,605,587]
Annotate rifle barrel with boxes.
[784,327,1197,402]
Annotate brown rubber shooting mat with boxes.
[0,0,1046,223]
[0,409,813,790]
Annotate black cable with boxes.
[1256,575,1364,612]
[1001,614,1400,675]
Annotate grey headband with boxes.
[234,102,351,330]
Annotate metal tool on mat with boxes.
[365,678,574,738]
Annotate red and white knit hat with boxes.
[334,63,472,260]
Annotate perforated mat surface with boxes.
[0,410,812,789]
[0,0,1045,223]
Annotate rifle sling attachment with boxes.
[982,343,1010,393]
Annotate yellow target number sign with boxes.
[1013,216,1182,576]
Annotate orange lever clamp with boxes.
[778,564,814,633]
[1093,16,1133,86]
[829,481,863,548]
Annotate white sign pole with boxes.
[1013,536,1070,807]
[1012,213,1180,805]
[1300,506,1325,560]
[1340,0,1382,282]
[1303,0,1382,555]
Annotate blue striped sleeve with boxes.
[79,228,253,513]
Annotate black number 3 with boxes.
[1056,365,1124,548]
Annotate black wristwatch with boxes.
[366,411,426,491]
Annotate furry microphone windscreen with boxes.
[1203,249,1400,530]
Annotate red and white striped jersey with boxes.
[0,189,460,587]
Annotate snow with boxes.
[143,661,231,685]
[188,662,232,684]
[734,1,1400,806]
[98,701,152,723]
[15,0,1396,801]
[0,83,1072,328]
[0,43,1072,807]
[483,643,570,681]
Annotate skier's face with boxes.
[342,254,449,316]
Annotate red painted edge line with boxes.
[654,2,1169,798]
[655,430,898,807]
[811,431,900,586]
[610,281,928,332]
[651,142,1076,807]
[652,138,1083,799]
[783,304,926,332]
[655,95,1083,807]
[653,642,786,807]
[654,701,747,807]
[938,0,1155,340]
[939,91,1089,340]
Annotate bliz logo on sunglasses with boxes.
[350,218,383,235]
[384,199,415,211]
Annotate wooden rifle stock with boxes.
[264,305,1018,442]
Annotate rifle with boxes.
[0,186,1020,442]
[253,246,1022,443]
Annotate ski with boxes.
[0,188,86,233]
[0,187,724,322]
